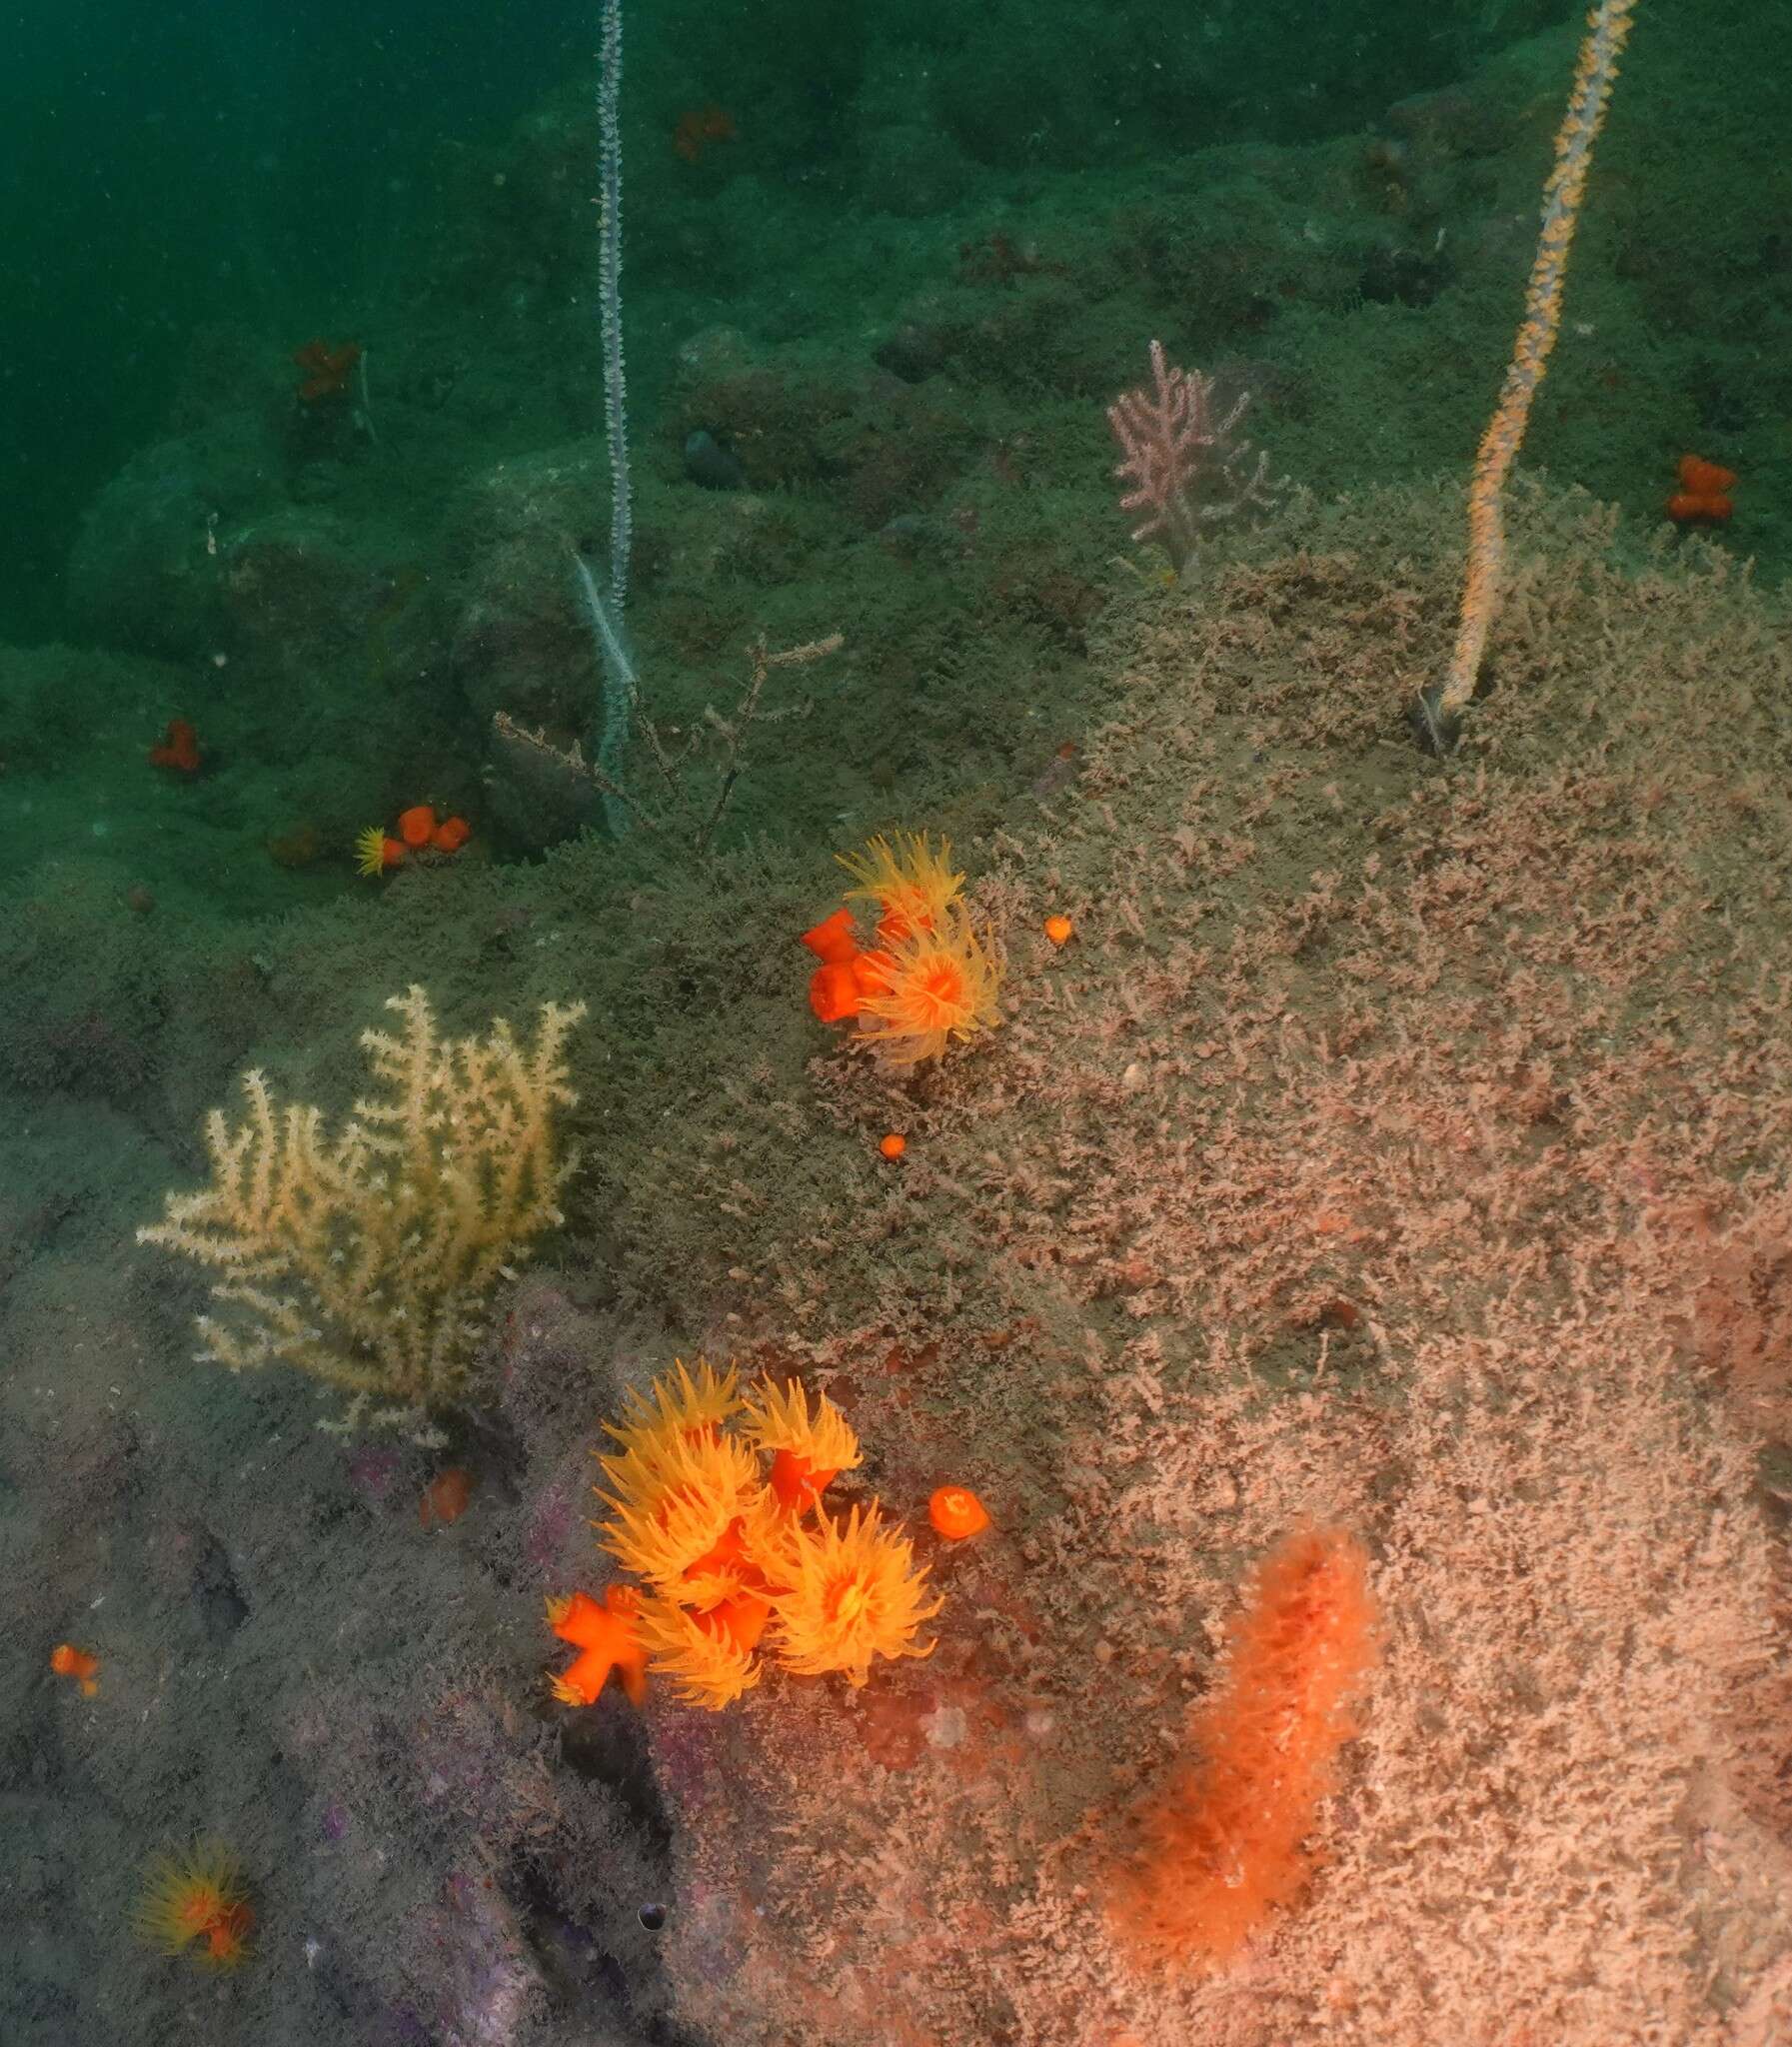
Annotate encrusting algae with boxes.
[546,1359,938,1710]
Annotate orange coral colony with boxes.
[581,1358,937,1709]
[1109,1524,1378,1968]
[801,832,1002,1061]
[133,1843,255,1969]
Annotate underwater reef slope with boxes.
[650,480,1792,2047]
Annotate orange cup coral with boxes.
[802,832,1002,1063]
[133,1843,255,1969]
[49,1641,101,1696]
[927,1483,991,1540]
[546,1585,648,1706]
[579,1358,938,1708]
[853,912,1001,1066]
[768,1503,942,1688]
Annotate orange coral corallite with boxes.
[1666,452,1737,523]
[546,1585,649,1706]
[927,1484,990,1540]
[397,804,437,849]
[1109,1524,1378,1969]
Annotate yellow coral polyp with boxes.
[769,1504,942,1688]
[603,1356,740,1463]
[597,1426,763,1591]
[739,1377,861,1492]
[854,911,1002,1067]
[837,831,964,941]
[635,1595,764,1709]
[133,1842,254,1969]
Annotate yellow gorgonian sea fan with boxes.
[597,1426,762,1591]
[635,1593,766,1710]
[769,1503,942,1688]
[838,831,964,941]
[739,1376,862,1512]
[854,909,1001,1067]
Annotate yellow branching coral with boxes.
[837,831,963,940]
[137,987,585,1430]
[579,1361,941,1708]
[767,1503,942,1688]
[854,909,1002,1067]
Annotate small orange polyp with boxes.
[879,1132,906,1160]
[431,815,472,854]
[50,1642,101,1696]
[397,804,437,849]
[927,1484,991,1540]
[1043,914,1074,947]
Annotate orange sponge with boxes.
[1109,1524,1378,1968]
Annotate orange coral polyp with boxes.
[1678,453,1737,497]
[49,1641,101,1695]
[769,1503,942,1687]
[635,1594,764,1709]
[837,832,964,940]
[204,1903,255,1964]
[927,1484,991,1540]
[133,1844,255,1969]
[809,959,864,1023]
[801,907,860,963]
[769,1446,839,1512]
[547,1585,648,1706]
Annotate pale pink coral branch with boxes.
[1107,337,1281,574]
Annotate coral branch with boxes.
[138,987,585,1429]
[1107,339,1280,575]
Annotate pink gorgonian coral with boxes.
[1107,339,1281,575]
